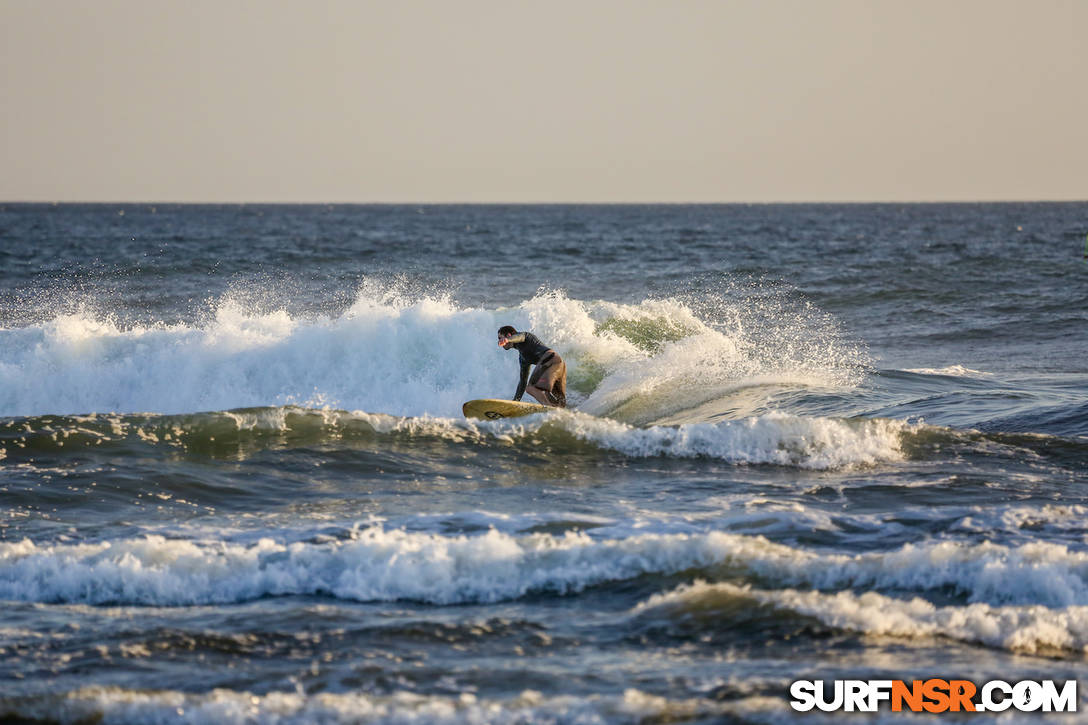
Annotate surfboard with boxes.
[462,399,552,420]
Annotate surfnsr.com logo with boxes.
[790,679,1078,713]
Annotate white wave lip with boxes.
[366,407,907,470]
[637,580,1088,655]
[904,365,993,377]
[0,529,733,606]
[539,410,905,469]
[4,528,1088,609]
[1,406,906,470]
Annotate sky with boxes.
[1,0,1086,203]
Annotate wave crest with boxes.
[636,580,1088,655]
[4,526,1084,609]
[1,406,906,469]
[0,286,867,423]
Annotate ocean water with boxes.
[1,202,1086,723]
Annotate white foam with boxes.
[2,686,767,725]
[389,408,907,469]
[952,504,1088,538]
[637,580,1088,654]
[904,365,993,377]
[532,410,906,469]
[0,287,866,421]
[4,527,1087,608]
[0,529,738,606]
[0,295,506,418]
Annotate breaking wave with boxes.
[4,527,1087,609]
[636,580,1088,655]
[0,406,907,469]
[0,286,867,424]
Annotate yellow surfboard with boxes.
[462,399,552,420]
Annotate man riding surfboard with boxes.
[497,326,567,408]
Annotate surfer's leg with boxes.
[524,385,550,405]
[535,359,566,407]
[525,363,551,405]
[531,357,565,407]
[550,359,567,407]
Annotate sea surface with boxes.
[1,203,1087,723]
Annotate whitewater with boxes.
[0,286,864,419]
[2,202,1087,723]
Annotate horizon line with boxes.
[3,198,1086,206]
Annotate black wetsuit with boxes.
[507,332,553,401]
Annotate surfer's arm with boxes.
[505,333,527,344]
[514,361,530,401]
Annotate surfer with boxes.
[498,326,567,407]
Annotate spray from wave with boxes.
[0,281,868,424]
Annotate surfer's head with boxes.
[498,325,517,348]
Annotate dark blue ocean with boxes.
[1,203,1087,723]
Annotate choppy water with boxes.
[1,203,1087,723]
